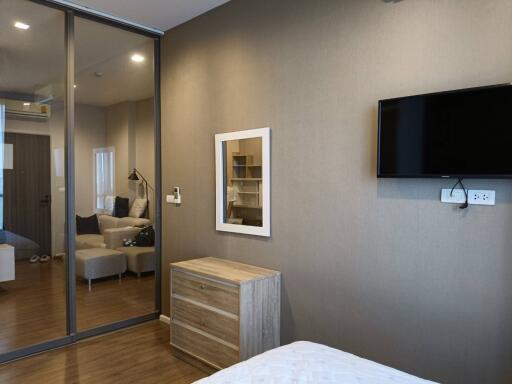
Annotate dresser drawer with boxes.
[171,321,239,369]
[170,258,280,372]
[172,296,239,346]
[171,269,239,315]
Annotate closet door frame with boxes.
[0,0,162,364]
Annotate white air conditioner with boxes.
[0,99,51,120]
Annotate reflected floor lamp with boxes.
[128,168,150,219]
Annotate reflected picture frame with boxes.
[215,127,271,237]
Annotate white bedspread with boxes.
[194,341,438,384]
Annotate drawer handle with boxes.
[199,284,206,290]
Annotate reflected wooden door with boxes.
[3,132,52,256]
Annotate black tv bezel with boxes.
[376,83,512,179]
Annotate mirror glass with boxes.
[216,128,270,237]
[0,0,67,353]
[223,137,263,227]
[74,16,156,331]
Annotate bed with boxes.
[193,341,438,384]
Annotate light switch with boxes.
[166,187,181,204]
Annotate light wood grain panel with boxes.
[171,269,239,315]
[171,321,239,369]
[172,295,239,345]
[172,257,280,284]
[239,273,281,360]
[170,345,217,376]
[0,321,206,384]
[0,261,154,354]
[170,258,280,370]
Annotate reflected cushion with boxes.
[104,195,115,215]
[76,214,100,235]
[129,198,148,218]
[113,196,130,218]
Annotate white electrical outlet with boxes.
[441,188,467,204]
[468,190,495,206]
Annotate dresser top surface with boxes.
[171,257,280,284]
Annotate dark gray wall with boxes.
[160,1,512,382]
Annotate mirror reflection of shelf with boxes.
[231,178,262,181]
[231,153,263,210]
[233,204,261,209]
[231,154,262,179]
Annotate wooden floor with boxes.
[0,260,154,354]
[0,321,207,384]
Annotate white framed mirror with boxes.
[215,127,270,237]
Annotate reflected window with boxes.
[93,147,115,213]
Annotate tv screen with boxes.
[377,84,512,178]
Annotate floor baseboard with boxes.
[159,314,170,324]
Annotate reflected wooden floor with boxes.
[0,260,154,354]
[0,321,207,384]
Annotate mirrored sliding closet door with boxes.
[0,0,159,363]
[0,0,67,354]
[74,16,156,332]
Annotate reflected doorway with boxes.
[4,133,52,257]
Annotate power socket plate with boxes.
[441,188,467,204]
[468,190,495,206]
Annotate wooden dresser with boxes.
[170,257,281,371]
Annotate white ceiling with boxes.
[69,0,231,31]
[0,0,157,107]
[0,0,230,107]
[74,17,155,106]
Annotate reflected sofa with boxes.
[76,214,150,250]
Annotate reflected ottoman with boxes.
[117,246,155,277]
[76,248,127,291]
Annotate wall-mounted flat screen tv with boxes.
[377,84,512,178]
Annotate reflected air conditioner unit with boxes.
[0,99,51,120]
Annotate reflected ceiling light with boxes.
[23,102,30,106]
[14,21,30,30]
[73,84,77,88]
[131,54,145,63]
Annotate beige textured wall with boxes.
[75,104,107,218]
[106,101,136,201]
[105,98,155,217]
[161,1,512,382]
[135,98,155,219]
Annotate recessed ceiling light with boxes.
[73,84,77,88]
[23,102,30,106]
[131,54,145,63]
[14,21,30,30]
